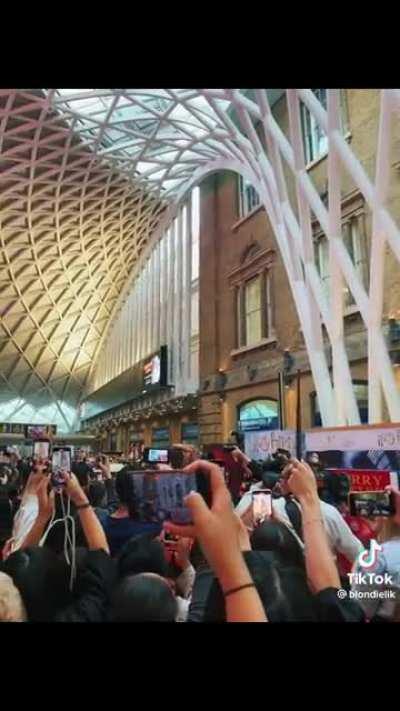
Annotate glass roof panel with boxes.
[50,90,236,198]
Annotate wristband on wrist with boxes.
[75,502,91,511]
[302,517,324,527]
[223,583,255,598]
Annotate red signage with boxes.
[327,468,395,491]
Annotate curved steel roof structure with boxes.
[0,88,399,430]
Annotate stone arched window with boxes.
[238,398,279,431]
[229,242,276,350]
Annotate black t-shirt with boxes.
[72,461,92,487]
[55,549,117,622]
[188,553,367,623]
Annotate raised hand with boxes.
[282,458,318,502]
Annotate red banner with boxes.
[327,468,397,491]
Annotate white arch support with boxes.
[0,89,398,429]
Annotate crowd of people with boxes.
[0,442,399,623]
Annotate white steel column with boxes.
[145,260,151,357]
[146,256,151,356]
[150,249,156,353]
[132,279,139,364]
[174,207,184,392]
[125,299,130,371]
[369,90,392,422]
[183,197,192,391]
[286,89,336,425]
[166,223,175,384]
[154,241,161,352]
[118,305,124,374]
[327,89,360,424]
[132,283,138,365]
[160,232,168,348]
[121,302,127,373]
[128,293,134,368]
[138,272,144,362]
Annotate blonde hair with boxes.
[172,444,196,454]
[0,572,27,622]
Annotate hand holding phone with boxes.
[51,447,71,491]
[163,461,257,594]
[33,440,50,463]
[143,447,170,464]
[349,490,396,518]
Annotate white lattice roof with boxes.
[2,88,398,431]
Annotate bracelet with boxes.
[75,502,91,511]
[302,517,324,527]
[223,583,255,598]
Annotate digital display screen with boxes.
[143,346,167,389]
[26,424,56,439]
[144,355,161,386]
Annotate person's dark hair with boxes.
[71,460,91,488]
[169,447,185,469]
[115,468,137,518]
[109,573,177,622]
[250,520,304,569]
[88,481,106,508]
[261,470,281,489]
[248,460,263,481]
[0,485,13,544]
[320,471,350,506]
[203,551,317,622]
[0,546,71,621]
[118,535,168,579]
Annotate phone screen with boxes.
[127,469,210,525]
[33,441,50,461]
[144,448,170,464]
[252,490,272,525]
[349,491,395,518]
[51,448,71,489]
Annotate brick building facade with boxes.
[198,89,400,445]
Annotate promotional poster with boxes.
[244,429,298,461]
[326,468,399,491]
[305,424,400,474]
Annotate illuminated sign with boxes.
[25,424,57,439]
[143,346,167,389]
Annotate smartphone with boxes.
[143,447,170,464]
[349,491,395,518]
[127,469,211,525]
[223,445,237,453]
[33,440,50,461]
[252,489,272,525]
[51,447,71,490]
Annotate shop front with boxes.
[181,422,199,446]
[152,426,171,448]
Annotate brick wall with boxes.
[198,90,400,444]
